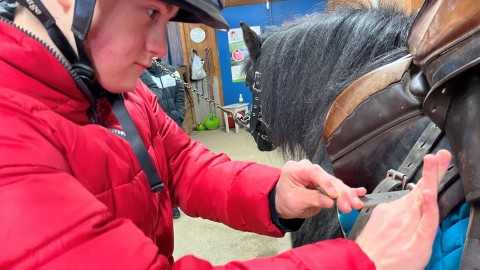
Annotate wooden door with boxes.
[178,23,225,131]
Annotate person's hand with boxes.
[275,159,366,219]
[356,149,452,270]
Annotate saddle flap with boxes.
[324,56,412,145]
[323,56,433,190]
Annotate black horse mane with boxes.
[244,5,415,169]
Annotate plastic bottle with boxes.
[239,94,244,104]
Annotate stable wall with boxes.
[217,0,327,107]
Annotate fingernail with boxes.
[353,197,362,205]
[343,201,351,212]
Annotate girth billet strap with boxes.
[347,176,401,240]
[107,93,165,192]
[393,122,443,187]
[347,122,443,240]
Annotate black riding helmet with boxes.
[166,0,229,30]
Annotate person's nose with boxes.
[146,24,168,58]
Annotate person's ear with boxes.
[57,0,73,12]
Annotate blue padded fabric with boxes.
[339,202,469,270]
[425,202,468,270]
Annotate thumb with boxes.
[416,190,439,243]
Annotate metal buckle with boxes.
[386,169,408,190]
[252,71,262,92]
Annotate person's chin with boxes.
[98,78,138,93]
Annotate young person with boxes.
[0,0,451,269]
[141,59,186,129]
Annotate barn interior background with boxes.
[161,0,424,133]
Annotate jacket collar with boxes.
[0,20,91,124]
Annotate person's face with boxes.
[85,0,179,92]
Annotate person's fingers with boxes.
[354,187,367,196]
[302,189,336,209]
[416,189,439,244]
[304,163,339,198]
[436,149,452,182]
[336,187,366,212]
[417,154,440,194]
[336,188,353,213]
[343,187,367,210]
[416,150,452,190]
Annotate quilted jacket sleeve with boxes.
[176,239,376,270]
[0,167,374,269]
[148,93,285,236]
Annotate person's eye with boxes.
[147,8,160,19]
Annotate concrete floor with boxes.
[173,128,292,265]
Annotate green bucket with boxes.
[204,113,220,130]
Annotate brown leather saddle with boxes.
[323,0,480,268]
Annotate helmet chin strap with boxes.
[70,0,104,95]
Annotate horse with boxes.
[242,3,417,243]
[241,2,476,269]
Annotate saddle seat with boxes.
[408,0,480,95]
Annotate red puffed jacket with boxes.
[0,20,374,269]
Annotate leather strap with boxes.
[347,176,402,240]
[460,202,480,270]
[395,122,443,186]
[249,71,275,151]
[347,122,443,240]
[249,71,261,138]
[108,93,164,192]
[437,172,463,222]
